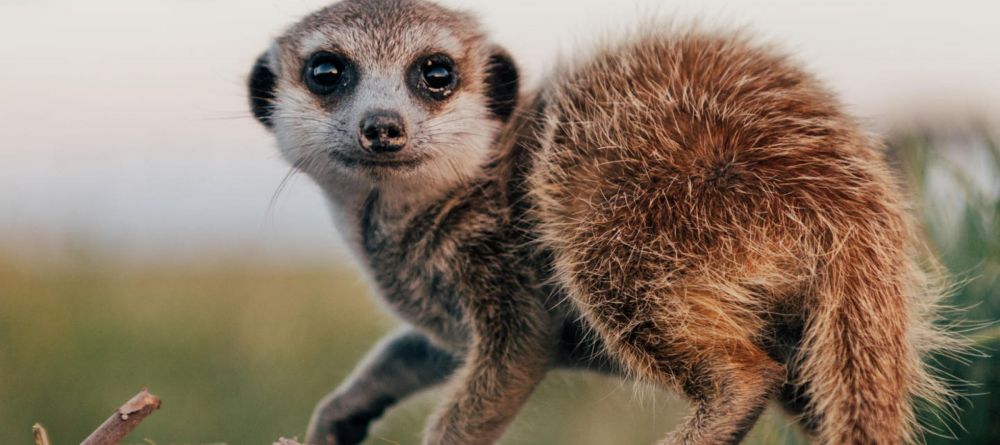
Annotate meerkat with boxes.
[247,1,961,444]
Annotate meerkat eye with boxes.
[304,52,350,95]
[422,60,454,89]
[412,54,458,101]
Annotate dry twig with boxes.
[33,423,52,445]
[79,389,162,445]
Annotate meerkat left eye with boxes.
[412,54,458,101]
[423,61,454,89]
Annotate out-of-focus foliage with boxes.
[0,128,996,444]
[0,258,804,445]
[890,128,1000,445]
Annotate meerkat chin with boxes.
[248,1,963,444]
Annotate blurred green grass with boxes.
[0,127,997,444]
[0,256,809,444]
[890,128,1000,444]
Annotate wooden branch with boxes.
[35,388,306,445]
[80,389,161,445]
[33,423,52,445]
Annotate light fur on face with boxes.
[263,0,505,201]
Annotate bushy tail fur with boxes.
[798,246,965,444]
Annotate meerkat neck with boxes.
[314,163,488,236]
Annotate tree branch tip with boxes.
[79,388,162,445]
[33,423,52,445]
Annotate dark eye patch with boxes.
[303,51,355,96]
[408,53,460,103]
[422,58,456,91]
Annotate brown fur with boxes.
[527,30,957,444]
[249,2,961,444]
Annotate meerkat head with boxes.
[248,0,519,194]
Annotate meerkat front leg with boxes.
[305,327,458,445]
[424,296,555,445]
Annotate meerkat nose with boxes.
[359,110,407,154]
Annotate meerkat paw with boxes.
[305,395,394,445]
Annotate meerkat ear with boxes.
[484,46,519,122]
[248,50,278,129]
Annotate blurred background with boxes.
[1,0,998,444]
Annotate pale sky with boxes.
[1,0,998,261]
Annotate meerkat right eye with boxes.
[304,52,351,95]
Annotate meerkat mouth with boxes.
[328,151,427,171]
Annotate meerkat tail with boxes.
[798,250,960,445]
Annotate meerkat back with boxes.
[527,31,955,444]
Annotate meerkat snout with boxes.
[359,110,408,153]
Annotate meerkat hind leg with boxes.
[570,282,784,444]
[661,349,784,445]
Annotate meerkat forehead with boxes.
[277,0,484,69]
